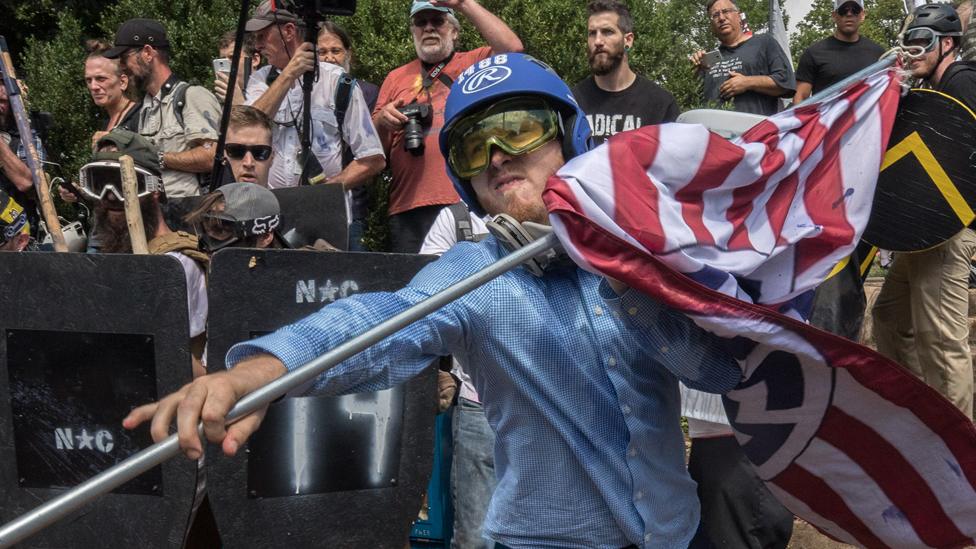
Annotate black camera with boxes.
[278,0,356,18]
[397,103,433,156]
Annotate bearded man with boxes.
[371,0,522,253]
[572,0,679,145]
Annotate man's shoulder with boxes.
[939,61,976,102]
[572,75,596,94]
[633,74,673,96]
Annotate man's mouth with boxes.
[238,173,256,182]
[493,175,524,192]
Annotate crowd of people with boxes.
[1,0,975,547]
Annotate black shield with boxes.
[0,253,198,548]
[864,89,976,252]
[206,248,439,548]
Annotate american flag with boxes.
[545,65,976,547]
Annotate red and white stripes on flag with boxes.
[545,64,976,548]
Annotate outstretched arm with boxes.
[435,0,523,54]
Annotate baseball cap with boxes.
[214,183,280,235]
[246,0,301,32]
[93,129,162,176]
[0,188,30,244]
[833,0,864,10]
[410,1,454,17]
[104,19,170,59]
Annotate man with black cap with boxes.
[792,0,885,104]
[243,0,385,195]
[372,0,522,253]
[104,18,222,198]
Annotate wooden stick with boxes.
[119,155,149,255]
[0,48,67,252]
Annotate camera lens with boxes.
[403,119,425,156]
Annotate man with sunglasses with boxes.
[372,0,522,253]
[125,53,739,549]
[691,0,795,116]
[223,106,274,187]
[872,3,976,419]
[104,19,222,198]
[793,0,885,104]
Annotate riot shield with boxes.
[206,248,439,548]
[0,253,198,548]
[864,89,976,252]
[163,184,349,250]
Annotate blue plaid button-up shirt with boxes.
[227,238,740,549]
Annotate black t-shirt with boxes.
[796,36,886,94]
[702,33,796,116]
[572,74,679,145]
[937,61,976,114]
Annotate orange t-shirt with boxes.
[374,47,492,216]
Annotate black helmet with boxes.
[906,3,962,35]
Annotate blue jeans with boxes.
[347,218,366,251]
[451,398,497,549]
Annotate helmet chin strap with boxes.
[486,213,573,277]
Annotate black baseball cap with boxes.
[104,19,170,59]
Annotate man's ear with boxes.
[258,232,274,248]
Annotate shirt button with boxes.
[593,306,604,316]
[628,307,638,316]
[635,490,644,500]
[621,404,631,415]
[628,447,637,458]
[645,533,653,542]
[607,356,617,367]
[660,345,669,353]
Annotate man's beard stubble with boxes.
[94,198,159,254]
[588,47,624,76]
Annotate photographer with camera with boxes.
[243,0,385,192]
[373,0,522,253]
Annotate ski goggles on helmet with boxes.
[447,97,560,179]
[78,161,164,202]
[197,212,280,252]
[901,27,961,52]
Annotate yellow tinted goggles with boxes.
[448,98,559,179]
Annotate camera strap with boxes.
[421,52,455,92]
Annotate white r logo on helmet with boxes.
[461,66,512,95]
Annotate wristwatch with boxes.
[157,150,167,170]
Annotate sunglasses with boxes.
[836,3,863,16]
[412,15,447,28]
[447,97,560,179]
[224,143,273,161]
[78,161,164,202]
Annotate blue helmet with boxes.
[439,53,592,218]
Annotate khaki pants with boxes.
[872,228,976,418]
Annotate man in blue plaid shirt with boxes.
[126,53,741,549]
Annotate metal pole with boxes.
[0,233,560,548]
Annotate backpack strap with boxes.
[448,202,475,243]
[170,81,191,128]
[148,231,210,269]
[334,72,356,168]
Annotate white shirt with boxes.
[246,63,385,189]
[420,205,489,403]
[166,252,208,338]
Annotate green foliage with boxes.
[790,0,908,65]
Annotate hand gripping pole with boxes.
[0,233,559,548]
